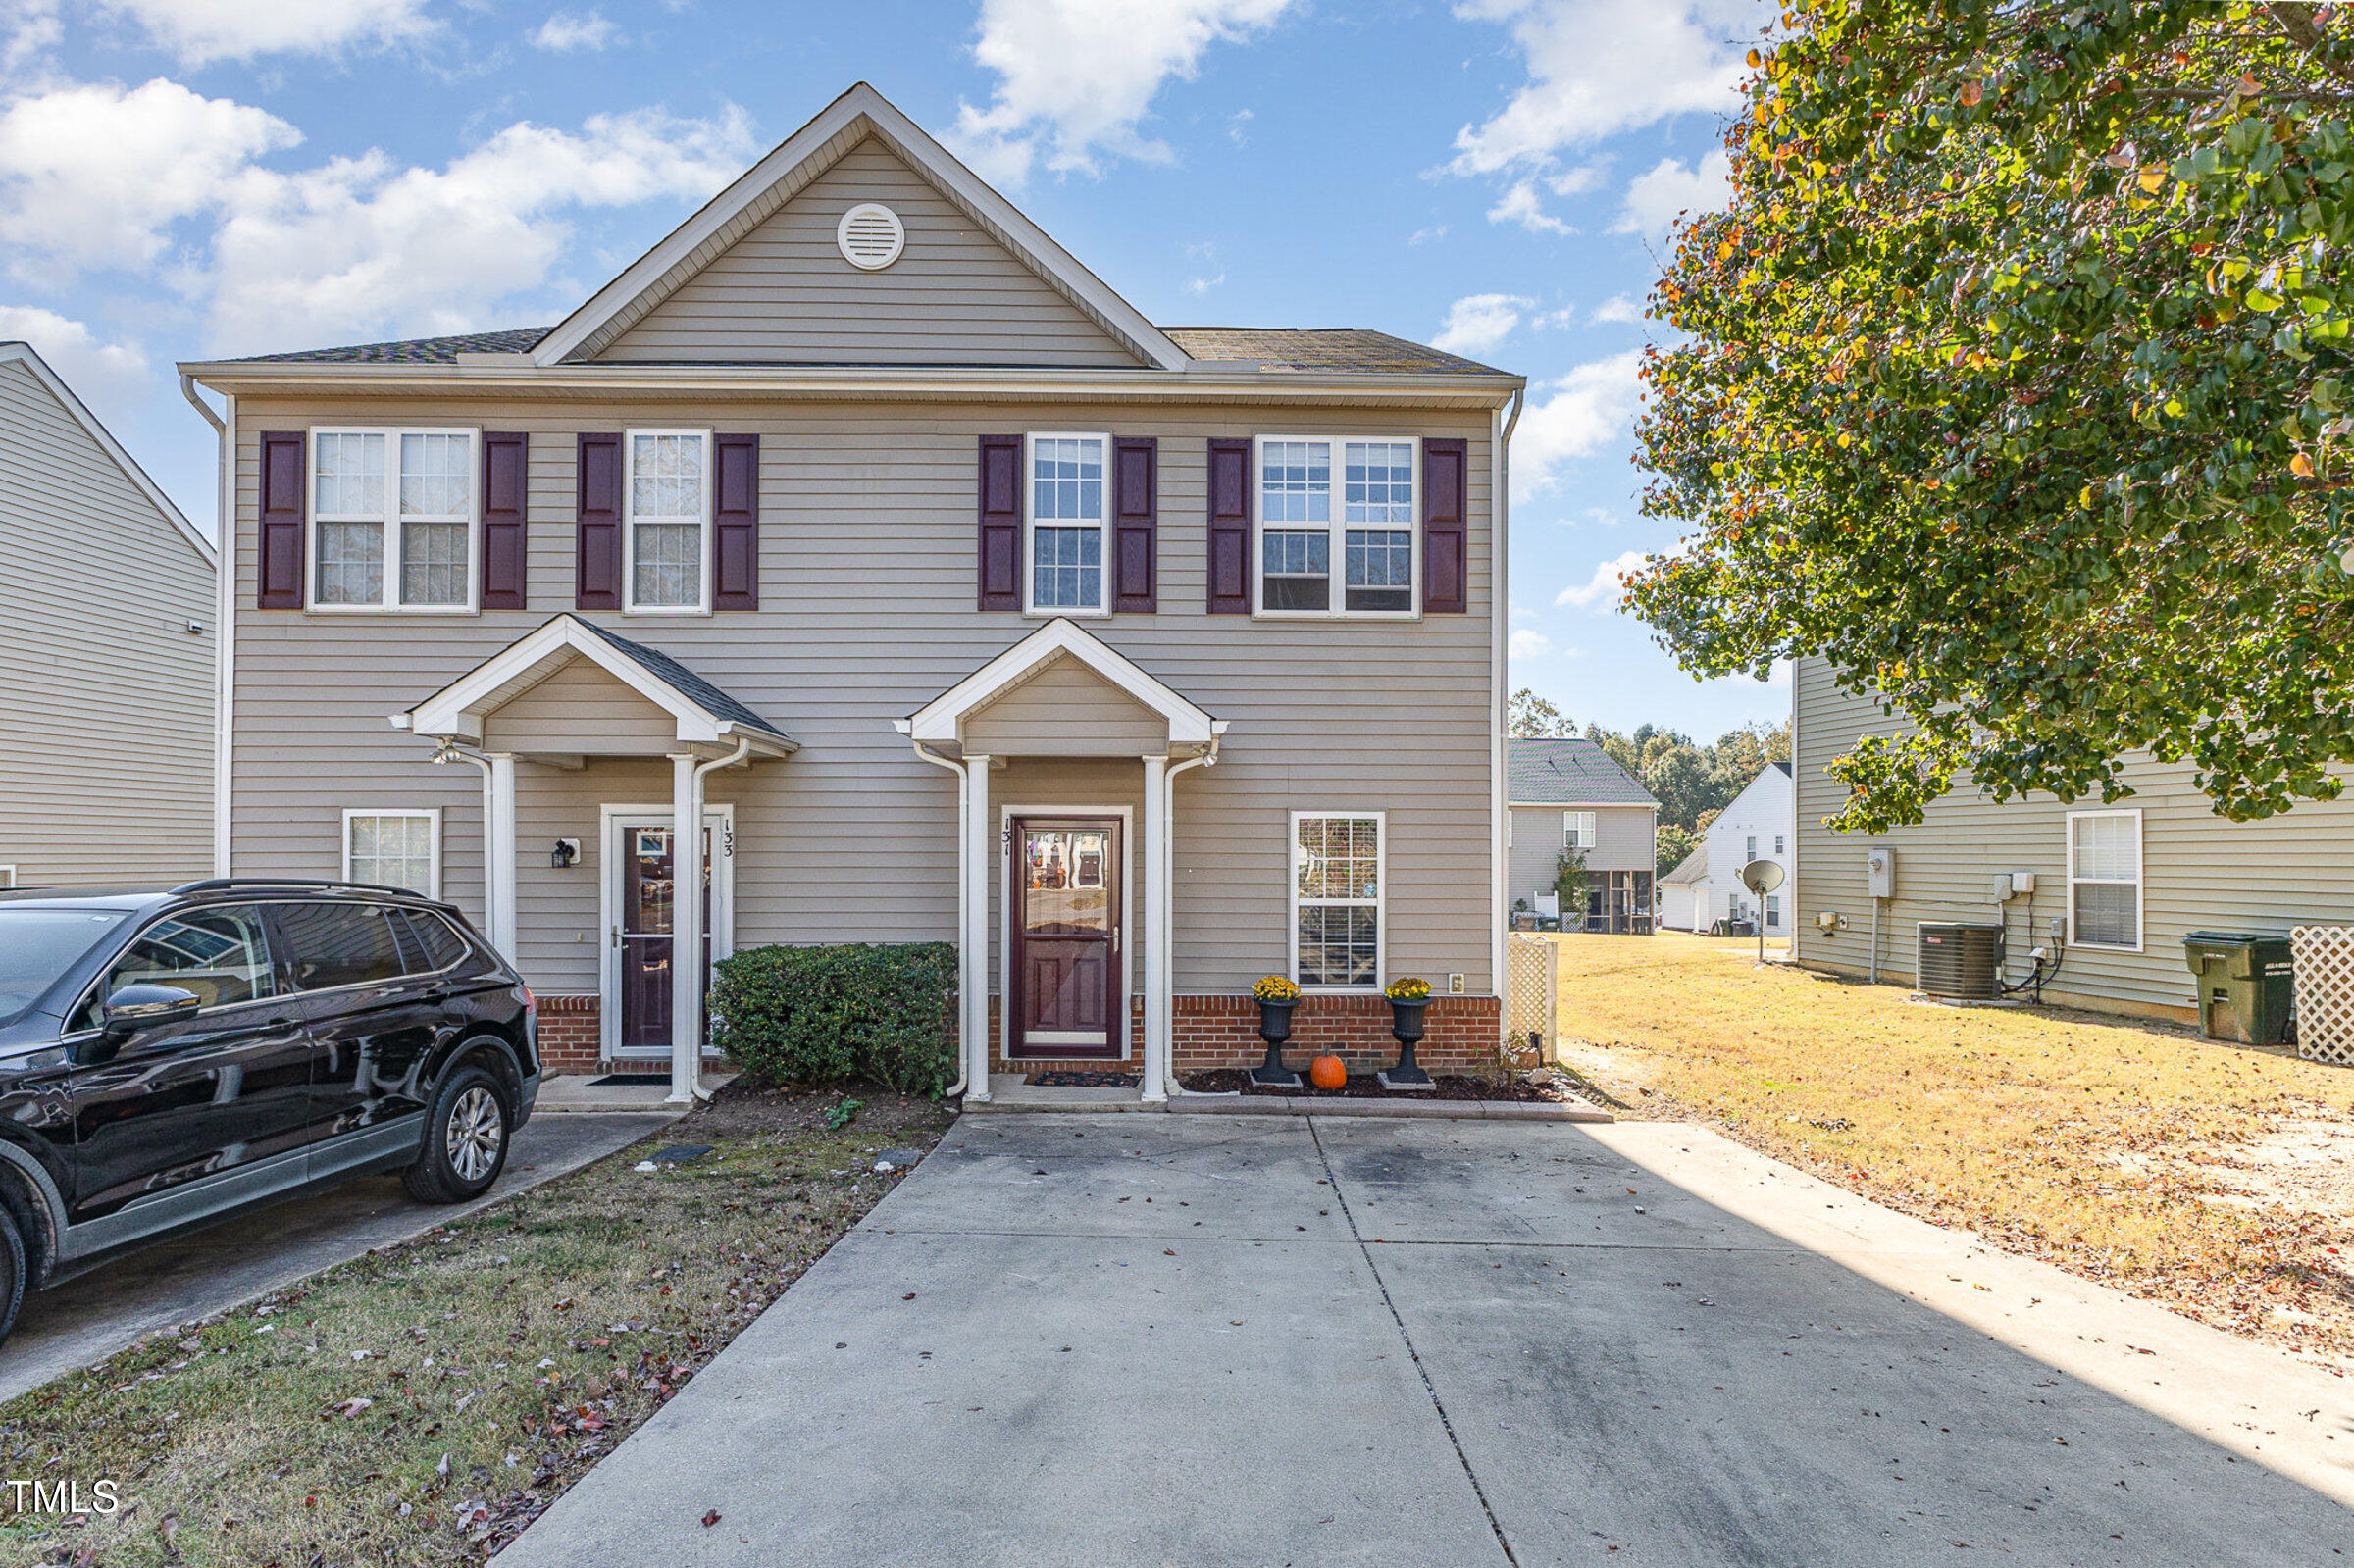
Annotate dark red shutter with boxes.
[1422,436,1468,614]
[1206,437,1252,614]
[713,432,759,611]
[1112,436,1157,613]
[480,431,528,610]
[978,434,1021,611]
[256,430,306,609]
[575,433,623,611]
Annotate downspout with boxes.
[909,740,972,1101]
[1492,387,1524,1052]
[427,740,500,952]
[687,736,753,1103]
[180,374,233,878]
[1156,744,1217,1100]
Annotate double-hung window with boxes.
[311,429,476,611]
[1026,432,1107,614]
[2067,809,2142,950]
[1564,811,1596,850]
[626,429,710,613]
[1291,812,1384,989]
[1255,436,1417,617]
[343,809,440,898]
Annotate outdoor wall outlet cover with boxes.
[1447,972,1465,994]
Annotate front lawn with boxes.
[0,1085,952,1566]
[1556,936,2354,1371]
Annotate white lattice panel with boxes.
[2290,927,2354,1065]
[1507,934,1559,1057]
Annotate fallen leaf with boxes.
[702,1510,722,1528]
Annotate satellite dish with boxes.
[1741,858,1785,895]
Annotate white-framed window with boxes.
[1564,811,1596,850]
[625,429,711,613]
[343,809,441,898]
[1745,835,1759,862]
[1254,435,1418,618]
[1774,834,1785,856]
[2067,809,2142,950]
[1290,811,1385,990]
[1025,431,1108,615]
[1766,893,1781,928]
[309,428,478,612]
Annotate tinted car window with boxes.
[71,905,274,1031]
[0,908,130,1026]
[272,901,408,991]
[404,910,474,971]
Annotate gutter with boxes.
[906,739,974,1102]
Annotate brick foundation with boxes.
[536,994,602,1075]
[1172,993,1504,1077]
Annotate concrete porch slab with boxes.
[1167,1092,1610,1122]
[534,1072,735,1113]
[964,1072,1153,1111]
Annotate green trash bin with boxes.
[2181,931,2295,1045]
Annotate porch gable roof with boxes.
[398,614,797,752]
[896,618,1224,749]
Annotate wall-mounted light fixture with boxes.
[551,838,581,870]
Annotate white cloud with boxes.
[1486,177,1574,236]
[3,1,59,71]
[1407,224,1447,246]
[1612,148,1733,241]
[1512,347,1643,499]
[532,11,620,51]
[951,0,1297,184]
[1555,547,1653,612]
[0,305,149,396]
[0,78,301,275]
[89,0,438,64]
[1226,108,1253,144]
[1590,291,1644,324]
[1509,628,1552,659]
[1182,270,1224,294]
[1432,291,1532,355]
[1449,0,1761,176]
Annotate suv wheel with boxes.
[404,1063,512,1204]
[0,1206,24,1349]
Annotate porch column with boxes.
[669,751,704,1104]
[962,753,994,1101]
[1141,753,1169,1102]
[486,752,518,964]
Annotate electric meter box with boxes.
[1866,847,1896,899]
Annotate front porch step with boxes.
[962,1073,1158,1112]
[533,1072,731,1114]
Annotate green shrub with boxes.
[709,941,957,1095]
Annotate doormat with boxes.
[588,1072,670,1087]
[1025,1071,1141,1087]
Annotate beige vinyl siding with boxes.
[1506,804,1652,901]
[0,358,213,887]
[962,658,1170,757]
[1793,654,2354,1020]
[227,397,1496,998]
[595,138,1142,369]
[480,660,680,755]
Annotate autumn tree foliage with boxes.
[1631,0,2354,827]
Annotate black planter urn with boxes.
[1251,997,1302,1087]
[1380,996,1434,1088]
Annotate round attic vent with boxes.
[837,203,905,270]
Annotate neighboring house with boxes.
[1663,761,1794,935]
[180,83,1524,1103]
[0,342,216,888]
[1792,654,2354,1022]
[1507,737,1658,933]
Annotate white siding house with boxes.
[1661,761,1792,935]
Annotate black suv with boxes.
[0,880,539,1348]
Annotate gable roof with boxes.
[534,82,1187,372]
[1660,844,1708,885]
[222,328,549,366]
[1162,328,1501,376]
[0,342,214,565]
[1508,737,1657,807]
[896,618,1224,748]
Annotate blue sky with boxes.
[0,0,1781,736]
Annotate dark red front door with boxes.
[1011,818,1121,1057]
[618,821,712,1053]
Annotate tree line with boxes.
[1511,688,1789,876]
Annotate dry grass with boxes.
[0,1086,951,1566]
[1557,935,2354,1370]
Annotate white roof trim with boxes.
[532,82,1190,373]
[401,614,793,752]
[0,341,214,565]
[900,618,1222,746]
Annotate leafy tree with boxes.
[1510,687,1581,738]
[1554,843,1590,919]
[1631,0,2354,828]
[1654,822,1702,879]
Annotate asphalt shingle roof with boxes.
[1661,844,1708,885]
[1508,737,1658,807]
[574,619,790,740]
[225,329,551,364]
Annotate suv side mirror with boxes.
[99,984,202,1041]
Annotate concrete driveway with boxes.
[499,1113,2352,1567]
[0,1111,677,1402]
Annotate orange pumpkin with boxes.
[1308,1054,1348,1091]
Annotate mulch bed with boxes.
[1026,1071,1142,1087]
[1179,1069,1578,1102]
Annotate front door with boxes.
[1010,817,1122,1057]
[610,812,727,1056]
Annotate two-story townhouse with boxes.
[180,84,1524,1105]
[1,341,216,888]
[1505,737,1658,932]
[1660,761,1793,935]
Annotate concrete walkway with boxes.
[499,1114,2353,1567]
[0,1111,678,1401]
